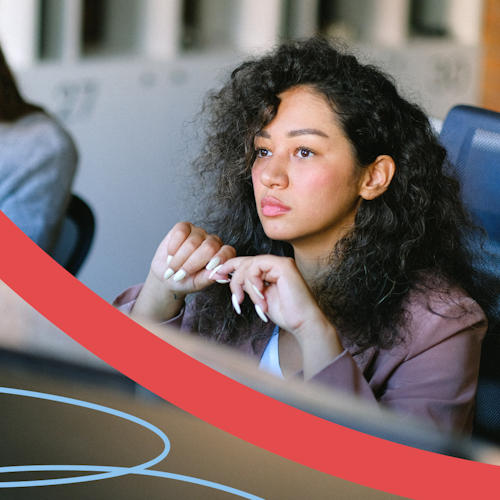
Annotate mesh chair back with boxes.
[51,194,95,276]
[440,105,500,443]
[440,105,500,244]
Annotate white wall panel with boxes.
[0,0,39,67]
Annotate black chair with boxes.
[439,104,500,443]
[51,194,95,276]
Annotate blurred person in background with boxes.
[0,44,77,253]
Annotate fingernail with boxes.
[166,255,173,266]
[216,279,231,284]
[173,269,187,282]
[252,284,265,300]
[206,257,221,270]
[255,304,268,323]
[209,264,223,279]
[231,293,241,314]
[164,268,175,280]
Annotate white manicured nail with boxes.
[209,264,223,279]
[252,284,265,300]
[206,257,221,270]
[166,255,173,266]
[216,279,231,284]
[255,304,268,323]
[231,293,241,315]
[173,269,187,282]
[164,268,175,280]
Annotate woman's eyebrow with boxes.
[287,128,329,138]
[255,128,329,139]
[255,130,271,138]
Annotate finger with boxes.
[246,276,269,323]
[166,221,195,257]
[152,230,174,268]
[177,239,234,283]
[244,273,268,311]
[205,245,236,273]
[210,256,246,280]
[255,304,269,323]
[229,257,272,322]
[161,223,194,279]
[226,258,249,304]
[239,271,269,324]
[205,246,237,282]
[229,281,267,323]
[226,259,267,322]
[231,292,242,315]
[167,234,222,282]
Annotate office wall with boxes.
[16,54,240,301]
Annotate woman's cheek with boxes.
[298,170,334,194]
[251,166,265,195]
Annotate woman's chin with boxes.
[262,227,297,243]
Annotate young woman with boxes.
[0,44,77,253]
[115,37,493,435]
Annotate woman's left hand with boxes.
[216,255,317,337]
[212,255,345,378]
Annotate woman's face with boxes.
[252,86,366,255]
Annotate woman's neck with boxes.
[290,226,350,284]
[293,247,329,285]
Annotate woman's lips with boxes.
[261,197,291,217]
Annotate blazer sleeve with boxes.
[308,295,487,433]
[309,349,380,405]
[112,283,188,331]
[113,284,486,433]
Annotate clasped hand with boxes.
[136,222,319,334]
[133,222,341,363]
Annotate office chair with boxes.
[51,194,95,276]
[439,105,500,443]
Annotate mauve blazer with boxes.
[114,284,487,435]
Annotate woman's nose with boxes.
[259,155,289,189]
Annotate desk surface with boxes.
[0,282,399,498]
[0,354,399,500]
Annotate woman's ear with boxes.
[359,155,395,200]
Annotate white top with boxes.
[258,325,284,379]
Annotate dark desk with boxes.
[0,348,400,500]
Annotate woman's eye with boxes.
[297,148,313,158]
[256,148,271,158]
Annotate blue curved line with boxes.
[0,387,170,471]
[0,388,265,499]
[0,466,264,499]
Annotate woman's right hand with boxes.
[131,222,236,323]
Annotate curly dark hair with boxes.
[188,36,496,351]
[0,45,44,121]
